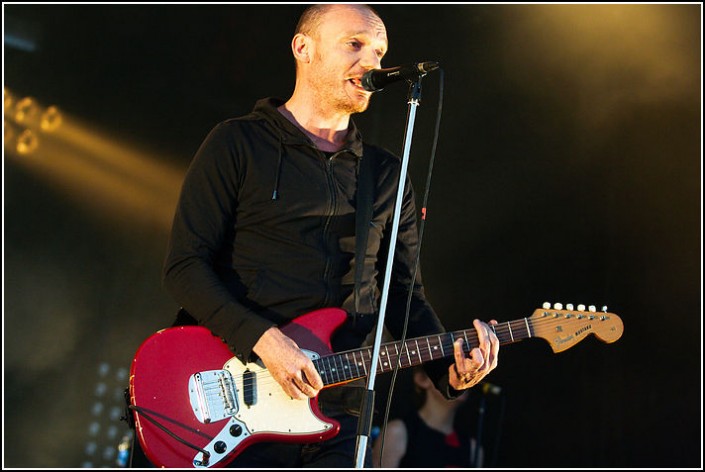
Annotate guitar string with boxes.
[213,315,614,394]
[230,315,611,392]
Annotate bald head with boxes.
[295,4,383,38]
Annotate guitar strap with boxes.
[353,150,375,325]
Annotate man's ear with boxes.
[292,33,312,64]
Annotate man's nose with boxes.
[360,47,382,70]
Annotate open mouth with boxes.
[348,78,366,90]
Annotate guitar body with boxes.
[129,307,347,468]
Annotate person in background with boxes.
[372,367,482,468]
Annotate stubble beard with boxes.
[308,69,370,116]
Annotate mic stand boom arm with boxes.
[353,77,425,468]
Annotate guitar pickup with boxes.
[243,369,256,407]
[189,370,239,424]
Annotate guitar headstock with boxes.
[530,302,624,353]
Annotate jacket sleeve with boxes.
[162,122,274,362]
[379,172,459,399]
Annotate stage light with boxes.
[4,87,14,113]
[14,96,40,126]
[16,128,39,155]
[40,105,62,132]
[4,119,18,144]
[4,90,64,157]
[5,91,186,233]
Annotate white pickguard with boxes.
[223,350,334,436]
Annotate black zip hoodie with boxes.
[163,97,452,392]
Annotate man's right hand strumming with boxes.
[252,326,324,400]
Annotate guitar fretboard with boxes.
[313,317,534,386]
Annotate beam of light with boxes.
[4,93,187,234]
[492,4,698,128]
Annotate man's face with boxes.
[307,5,388,115]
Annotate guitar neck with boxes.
[313,318,531,387]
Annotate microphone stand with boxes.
[473,388,488,467]
[354,77,426,468]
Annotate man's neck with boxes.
[278,96,349,152]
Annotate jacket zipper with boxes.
[321,151,340,308]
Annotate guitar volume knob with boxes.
[214,441,227,454]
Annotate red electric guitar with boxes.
[128,303,623,468]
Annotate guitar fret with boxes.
[426,338,432,361]
[524,318,532,337]
[438,334,445,357]
[322,356,334,384]
[337,354,345,382]
[414,340,422,365]
[332,355,342,384]
[395,343,404,369]
[315,359,329,385]
[325,356,335,384]
[346,352,360,379]
[318,357,326,384]
[511,320,523,340]
[351,351,361,378]
[446,333,455,356]
[359,350,368,376]
[384,346,392,370]
[329,355,338,383]
[341,353,352,381]
[507,321,514,342]
[342,354,351,381]
[363,348,371,374]
[341,354,349,381]
[430,337,440,360]
[336,354,345,382]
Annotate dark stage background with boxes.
[3,4,701,469]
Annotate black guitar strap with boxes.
[354,151,375,322]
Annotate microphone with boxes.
[361,61,440,92]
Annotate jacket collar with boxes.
[253,97,365,158]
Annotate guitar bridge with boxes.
[189,370,239,424]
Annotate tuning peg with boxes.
[566,303,574,311]
[588,305,596,312]
[542,302,551,309]
[602,305,608,312]
[553,303,563,310]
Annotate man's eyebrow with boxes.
[345,31,388,49]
